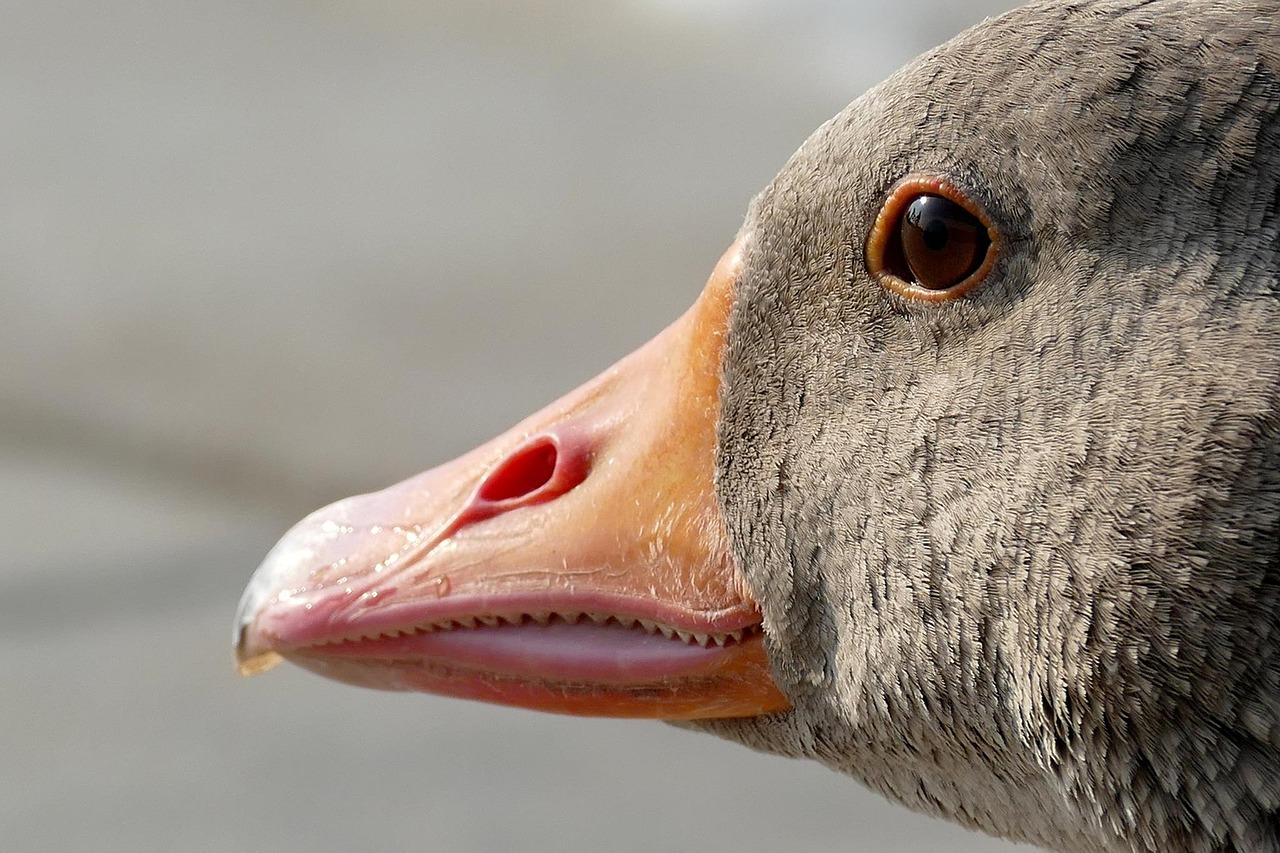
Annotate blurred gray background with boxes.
[2,1,1035,851]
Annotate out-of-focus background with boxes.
[2,2,1033,851]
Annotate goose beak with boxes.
[235,239,791,719]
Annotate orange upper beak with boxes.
[234,239,790,719]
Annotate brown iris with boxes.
[867,176,999,301]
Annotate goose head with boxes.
[236,1,1280,850]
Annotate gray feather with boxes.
[693,2,1280,851]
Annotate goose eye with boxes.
[899,195,988,289]
[867,178,999,301]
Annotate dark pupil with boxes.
[899,194,989,290]
[922,217,949,251]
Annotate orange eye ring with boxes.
[866,175,1000,302]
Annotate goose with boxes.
[234,1,1280,850]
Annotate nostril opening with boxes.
[478,438,559,503]
[454,432,592,532]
